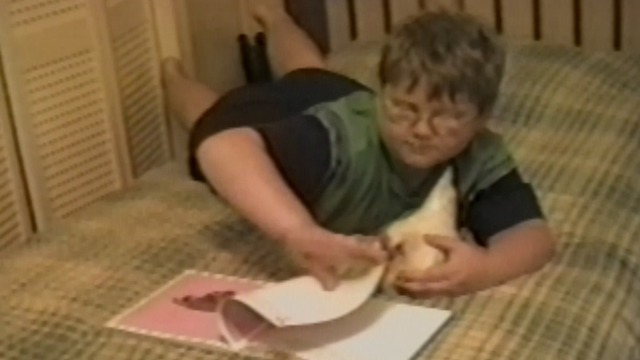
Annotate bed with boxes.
[1,31,639,359]
[0,0,640,360]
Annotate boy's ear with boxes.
[483,116,503,130]
[475,113,493,128]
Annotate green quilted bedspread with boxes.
[1,42,639,360]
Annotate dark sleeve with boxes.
[466,169,544,246]
[252,115,332,208]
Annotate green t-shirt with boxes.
[302,90,515,235]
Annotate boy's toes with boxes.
[249,2,287,28]
[162,57,183,76]
[160,57,186,88]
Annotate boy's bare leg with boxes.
[252,3,326,77]
[161,57,219,129]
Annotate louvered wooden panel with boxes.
[0,65,31,249]
[0,0,127,229]
[104,0,170,177]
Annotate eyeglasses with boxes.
[379,96,477,137]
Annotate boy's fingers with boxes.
[398,282,458,298]
[348,237,389,263]
[288,250,339,290]
[416,281,459,298]
[307,261,338,291]
[351,244,388,264]
[422,234,459,252]
[396,278,455,297]
[399,263,453,283]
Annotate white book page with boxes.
[228,264,386,327]
[257,299,452,360]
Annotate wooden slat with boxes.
[426,0,461,11]
[390,0,421,27]
[325,0,351,51]
[353,0,386,41]
[500,0,534,42]
[463,0,496,30]
[622,0,640,53]
[150,0,180,58]
[540,0,574,46]
[581,0,614,51]
[104,0,171,178]
[149,0,194,163]
[1,2,133,229]
[173,0,196,75]
[0,44,31,248]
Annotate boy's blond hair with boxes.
[378,11,505,117]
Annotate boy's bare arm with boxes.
[485,220,556,282]
[196,128,317,243]
[393,220,555,298]
[195,128,387,289]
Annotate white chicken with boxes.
[381,167,459,292]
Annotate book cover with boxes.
[107,270,452,360]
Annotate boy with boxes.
[162,6,555,297]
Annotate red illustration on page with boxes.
[107,271,268,348]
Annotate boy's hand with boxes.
[281,225,388,291]
[395,234,500,298]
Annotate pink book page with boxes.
[106,271,270,350]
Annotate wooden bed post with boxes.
[149,0,196,164]
[150,0,196,76]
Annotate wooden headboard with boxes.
[324,0,640,53]
[158,0,640,93]
[149,0,640,171]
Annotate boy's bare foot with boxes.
[161,57,185,83]
[250,2,288,29]
[161,56,187,88]
[160,56,218,129]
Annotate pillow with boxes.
[327,40,383,91]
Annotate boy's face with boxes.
[377,80,485,170]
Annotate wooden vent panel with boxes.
[106,0,169,177]
[0,0,125,228]
[9,0,84,27]
[0,57,31,248]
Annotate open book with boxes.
[108,168,458,358]
[107,270,452,360]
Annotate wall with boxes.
[0,0,170,234]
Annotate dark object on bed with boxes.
[238,32,273,83]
